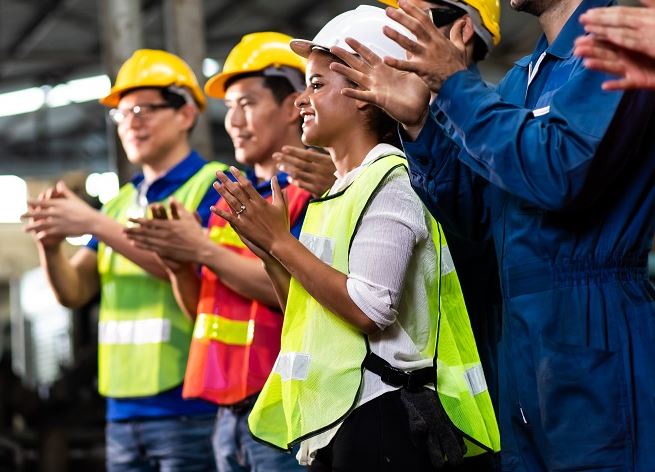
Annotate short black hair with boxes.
[224,72,299,104]
[431,3,489,62]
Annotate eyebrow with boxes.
[307,73,323,82]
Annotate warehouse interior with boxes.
[0,0,646,471]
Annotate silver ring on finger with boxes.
[235,204,246,215]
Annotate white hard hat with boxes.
[290,5,415,61]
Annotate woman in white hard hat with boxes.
[210,5,499,471]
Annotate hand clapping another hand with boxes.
[211,167,291,259]
[23,181,97,247]
[575,0,655,90]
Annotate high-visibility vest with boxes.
[183,183,311,405]
[97,161,225,398]
[248,154,500,455]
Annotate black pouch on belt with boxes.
[364,352,466,469]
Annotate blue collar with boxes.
[130,150,208,203]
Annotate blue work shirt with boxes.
[88,151,218,421]
[403,0,655,469]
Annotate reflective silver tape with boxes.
[464,363,488,396]
[99,318,171,345]
[272,352,311,381]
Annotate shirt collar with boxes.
[130,150,206,188]
[330,143,404,195]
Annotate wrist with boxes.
[269,232,294,263]
[403,106,429,141]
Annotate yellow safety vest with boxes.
[97,161,225,397]
[248,154,500,454]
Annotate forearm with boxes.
[270,234,378,334]
[168,265,201,320]
[200,243,279,308]
[91,214,168,279]
[263,260,292,312]
[38,245,98,308]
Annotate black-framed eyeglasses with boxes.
[429,4,467,28]
[108,103,175,125]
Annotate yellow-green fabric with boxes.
[248,155,500,453]
[97,161,225,397]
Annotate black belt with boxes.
[363,352,434,392]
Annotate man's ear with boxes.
[461,15,476,46]
[282,92,302,125]
[177,103,198,132]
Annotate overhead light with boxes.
[203,58,221,78]
[0,56,218,118]
[0,88,45,118]
[85,171,119,204]
[0,175,27,223]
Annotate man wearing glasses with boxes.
[24,49,223,471]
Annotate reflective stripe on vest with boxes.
[99,318,171,345]
[248,154,500,454]
[97,160,226,398]
[193,313,254,346]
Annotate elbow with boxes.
[360,317,382,336]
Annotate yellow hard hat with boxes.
[205,32,306,99]
[378,0,500,48]
[100,49,207,110]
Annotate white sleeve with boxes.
[346,169,429,329]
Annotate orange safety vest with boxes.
[183,181,311,405]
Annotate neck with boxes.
[326,129,380,177]
[142,140,191,182]
[539,0,581,44]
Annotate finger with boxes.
[344,37,384,66]
[383,56,422,75]
[55,180,74,198]
[329,45,369,73]
[584,24,642,51]
[150,204,168,220]
[230,166,260,202]
[383,24,424,56]
[387,2,430,41]
[193,211,202,224]
[329,61,369,89]
[271,176,288,211]
[213,181,244,214]
[279,145,327,160]
[602,77,635,91]
[210,205,237,226]
[169,199,181,220]
[583,57,625,75]
[581,7,643,27]
[341,87,383,104]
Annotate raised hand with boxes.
[273,146,336,197]
[329,37,430,130]
[575,0,655,90]
[383,0,467,94]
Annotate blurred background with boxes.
[0,0,641,470]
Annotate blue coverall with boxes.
[402,0,655,469]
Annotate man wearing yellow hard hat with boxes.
[123,32,317,472]
[24,49,224,471]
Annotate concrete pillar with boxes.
[100,0,143,184]
[163,0,214,161]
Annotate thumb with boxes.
[55,181,74,198]
[271,176,288,211]
[641,0,655,7]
